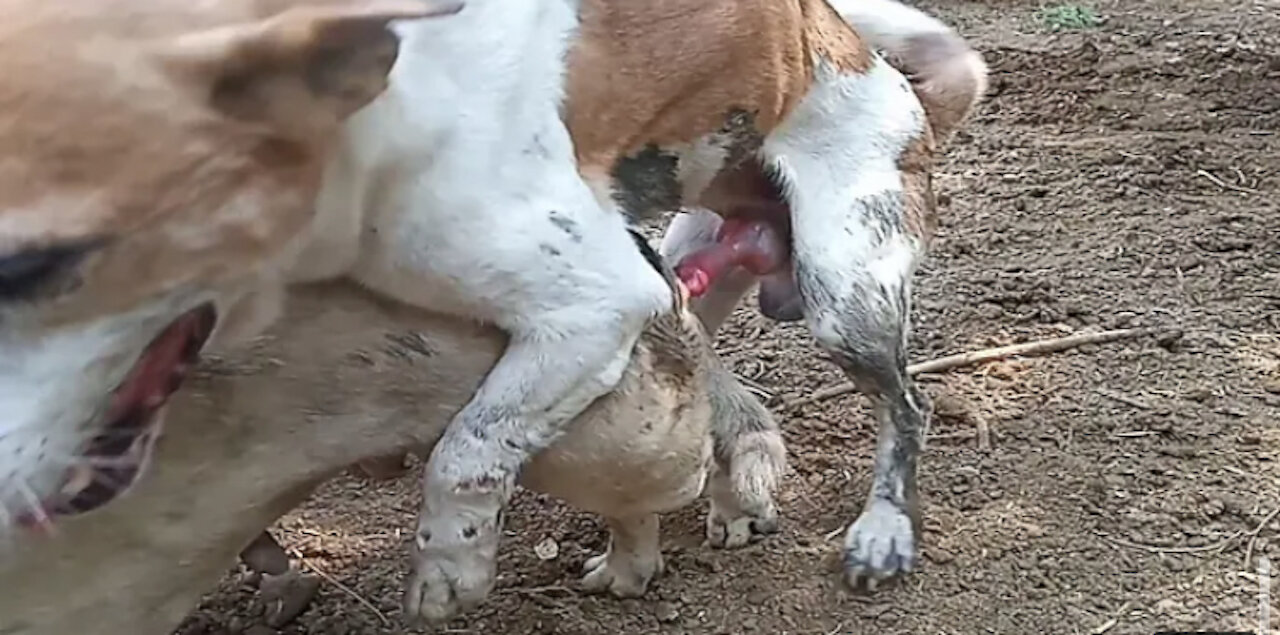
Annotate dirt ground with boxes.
[181,1,1280,633]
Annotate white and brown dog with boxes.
[0,1,785,632]
[0,0,986,630]
[309,0,986,623]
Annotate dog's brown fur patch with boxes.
[565,0,874,172]
[0,0,440,327]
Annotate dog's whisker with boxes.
[16,479,56,536]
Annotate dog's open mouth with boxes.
[22,304,217,525]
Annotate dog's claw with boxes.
[842,499,917,591]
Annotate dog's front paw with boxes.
[580,548,664,598]
[402,517,499,625]
[842,499,917,591]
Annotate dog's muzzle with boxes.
[19,304,217,525]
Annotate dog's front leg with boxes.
[404,321,650,622]
[400,214,674,623]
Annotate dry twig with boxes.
[1196,169,1258,194]
[1099,531,1241,555]
[783,327,1178,410]
[1090,601,1132,634]
[1244,507,1280,569]
[297,558,390,627]
[1096,388,1154,410]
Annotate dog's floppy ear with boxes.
[155,0,462,138]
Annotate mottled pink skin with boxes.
[674,218,788,297]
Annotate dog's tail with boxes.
[706,362,787,525]
[831,0,989,142]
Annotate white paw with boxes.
[402,515,499,624]
[580,549,663,598]
[705,498,779,549]
[843,499,917,590]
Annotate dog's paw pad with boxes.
[842,500,917,591]
[580,550,662,598]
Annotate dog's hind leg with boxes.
[659,213,788,548]
[580,514,664,598]
[762,56,935,590]
[702,357,786,549]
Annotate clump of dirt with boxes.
[181,0,1280,632]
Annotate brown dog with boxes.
[0,278,783,633]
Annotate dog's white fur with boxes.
[0,0,984,628]
[301,0,986,621]
[301,6,677,619]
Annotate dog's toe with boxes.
[705,491,780,549]
[705,509,779,549]
[841,499,917,591]
[580,550,662,598]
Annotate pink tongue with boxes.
[104,316,196,421]
[674,218,788,297]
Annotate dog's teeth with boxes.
[61,465,94,497]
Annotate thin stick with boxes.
[974,413,992,451]
[298,558,390,627]
[1099,531,1241,555]
[783,327,1178,410]
[1096,388,1154,410]
[1196,169,1258,194]
[735,373,774,401]
[1243,507,1280,569]
[1091,601,1132,635]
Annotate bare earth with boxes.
[180,0,1280,633]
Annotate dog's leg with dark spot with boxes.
[580,514,663,598]
[762,56,937,590]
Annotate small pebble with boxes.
[654,601,680,623]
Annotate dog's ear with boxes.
[155,0,462,138]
